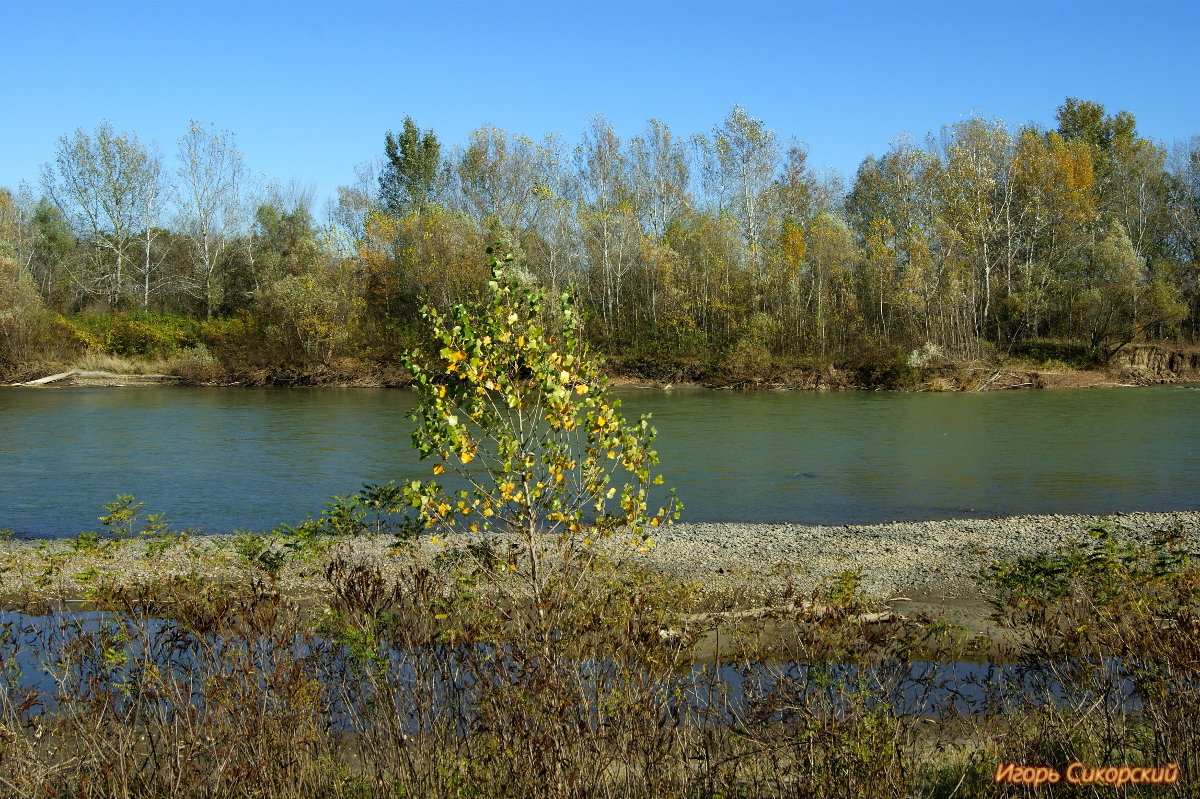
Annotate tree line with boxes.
[2,100,1198,380]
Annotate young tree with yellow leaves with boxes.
[389,247,680,622]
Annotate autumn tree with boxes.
[397,248,679,620]
[1167,138,1200,335]
[1072,222,1185,359]
[42,123,163,309]
[0,251,46,367]
[451,125,557,252]
[176,120,247,318]
[702,106,780,307]
[575,115,639,338]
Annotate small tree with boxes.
[394,247,680,618]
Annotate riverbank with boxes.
[3,360,1193,391]
[3,510,1197,796]
[642,510,1200,647]
[4,510,1196,633]
[5,343,1199,390]
[643,510,1200,597]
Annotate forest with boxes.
[1,98,1198,385]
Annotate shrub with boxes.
[0,255,49,367]
[105,318,170,357]
[726,312,779,372]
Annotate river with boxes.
[1,385,1197,537]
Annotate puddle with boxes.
[0,610,1141,735]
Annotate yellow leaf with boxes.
[433,464,444,475]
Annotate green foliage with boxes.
[49,314,101,352]
[105,319,176,358]
[825,568,864,606]
[229,489,418,578]
[986,518,1199,620]
[380,116,443,218]
[231,530,289,577]
[70,495,192,557]
[61,312,200,359]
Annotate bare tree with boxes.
[133,147,166,310]
[176,120,246,318]
[42,123,162,308]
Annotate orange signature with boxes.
[994,761,1180,787]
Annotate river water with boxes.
[1,385,1197,537]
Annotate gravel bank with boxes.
[2,511,1198,606]
[639,510,1200,598]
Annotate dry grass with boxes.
[70,349,175,375]
[0,522,1196,798]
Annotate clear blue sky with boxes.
[3,0,1197,212]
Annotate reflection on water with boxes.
[0,385,1197,536]
[0,610,1130,731]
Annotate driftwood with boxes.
[974,370,1003,392]
[12,370,77,386]
[11,370,185,387]
[658,601,907,642]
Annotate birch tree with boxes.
[576,115,637,335]
[704,106,780,307]
[42,123,162,308]
[176,121,246,318]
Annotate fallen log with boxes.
[658,601,907,642]
[13,370,77,386]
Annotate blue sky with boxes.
[3,0,1197,212]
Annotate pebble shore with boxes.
[2,511,1198,605]
[639,510,1200,598]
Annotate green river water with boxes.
[0,385,1196,537]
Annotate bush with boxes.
[839,347,923,389]
[52,312,200,360]
[0,256,49,367]
[105,319,172,357]
[986,521,1200,784]
[726,312,780,373]
[48,314,101,353]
